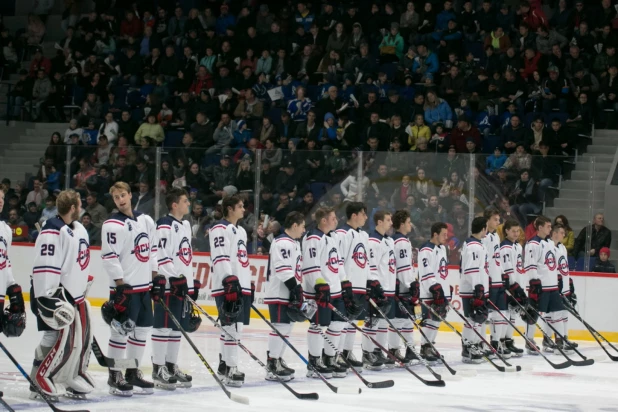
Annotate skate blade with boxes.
[383,364,396,370]
[332,372,348,378]
[224,380,244,388]
[29,392,58,402]
[132,387,154,395]
[306,371,332,379]
[64,392,88,400]
[154,382,177,391]
[176,381,193,388]
[108,388,133,397]
[362,365,385,371]
[265,374,293,382]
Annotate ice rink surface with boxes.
[1,308,618,412]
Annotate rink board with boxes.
[11,243,618,342]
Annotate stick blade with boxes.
[367,380,395,389]
[424,379,446,387]
[296,393,320,400]
[229,393,250,405]
[335,386,362,395]
[550,360,572,369]
[572,359,595,367]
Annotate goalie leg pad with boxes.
[33,329,72,397]
[65,301,95,394]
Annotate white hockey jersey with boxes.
[264,233,301,304]
[335,224,369,294]
[155,215,195,295]
[301,229,342,300]
[368,231,396,297]
[500,239,525,287]
[418,241,449,300]
[209,219,252,297]
[32,218,91,304]
[482,231,502,288]
[459,237,489,298]
[101,211,158,294]
[555,242,570,295]
[392,232,417,297]
[0,222,16,303]
[524,236,559,292]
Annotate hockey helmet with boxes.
[218,299,243,326]
[186,310,202,333]
[288,299,318,323]
[471,304,488,324]
[2,310,25,337]
[519,304,539,325]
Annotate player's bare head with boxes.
[222,194,244,220]
[503,219,520,240]
[471,216,488,236]
[431,222,448,244]
[315,206,336,232]
[483,207,501,230]
[110,182,132,211]
[392,210,411,231]
[374,210,392,233]
[284,211,306,238]
[551,223,565,241]
[166,187,189,214]
[534,215,552,237]
[346,202,367,226]
[57,189,81,222]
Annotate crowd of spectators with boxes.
[0,0,614,269]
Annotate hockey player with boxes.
[459,217,490,364]
[209,195,253,387]
[363,210,396,369]
[302,206,346,378]
[102,182,158,395]
[483,208,510,358]
[264,211,306,381]
[556,240,578,349]
[418,222,449,364]
[549,223,573,353]
[499,219,526,356]
[334,202,369,371]
[30,189,94,400]
[151,188,200,389]
[523,216,554,354]
[390,210,419,365]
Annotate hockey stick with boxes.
[561,297,618,362]
[421,300,516,373]
[446,300,522,372]
[394,297,476,377]
[304,315,394,389]
[251,305,361,395]
[368,299,451,381]
[485,300,572,369]
[91,336,138,369]
[505,290,594,366]
[186,297,319,400]
[0,340,89,412]
[158,300,249,405]
[327,303,445,387]
[0,391,15,412]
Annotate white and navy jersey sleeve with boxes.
[483,232,502,287]
[209,220,234,297]
[32,219,65,298]
[367,233,382,283]
[556,243,570,295]
[539,239,559,292]
[301,230,325,300]
[0,222,16,297]
[524,236,542,280]
[336,225,370,294]
[329,231,346,282]
[392,233,416,296]
[101,216,126,282]
[265,233,301,304]
[156,216,194,292]
[145,214,158,274]
[459,238,488,298]
[367,232,396,296]
[418,242,436,299]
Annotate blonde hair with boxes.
[56,189,80,215]
[315,206,334,224]
[110,181,131,195]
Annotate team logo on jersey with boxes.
[388,249,396,274]
[237,240,249,268]
[66,228,74,237]
[77,239,90,270]
[558,256,569,276]
[484,255,490,275]
[545,251,557,271]
[352,243,368,269]
[131,233,151,262]
[0,236,8,270]
[295,255,302,282]
[516,254,525,274]
[493,244,500,267]
[438,257,448,280]
[326,247,339,274]
[177,237,193,266]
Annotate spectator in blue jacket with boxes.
[433,0,457,43]
[412,43,439,82]
[216,4,236,36]
[318,112,338,146]
[232,120,252,148]
[424,90,453,128]
[486,147,508,175]
[287,86,312,122]
[295,2,315,32]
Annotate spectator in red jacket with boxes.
[119,10,143,41]
[521,47,542,79]
[189,65,214,96]
[28,48,51,77]
[449,116,481,153]
[518,1,547,31]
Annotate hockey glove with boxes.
[429,283,445,306]
[222,275,242,302]
[341,280,362,319]
[314,279,331,308]
[113,283,133,313]
[558,274,563,295]
[409,280,420,304]
[568,292,578,309]
[37,288,74,330]
[6,284,24,313]
[285,278,303,307]
[151,275,167,302]
[528,279,542,304]
[450,285,454,298]
[395,279,401,297]
[569,277,575,295]
[251,282,256,304]
[501,273,510,290]
[367,279,386,301]
[508,282,528,306]
[191,279,202,301]
[341,280,354,304]
[472,284,485,308]
[170,276,189,298]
